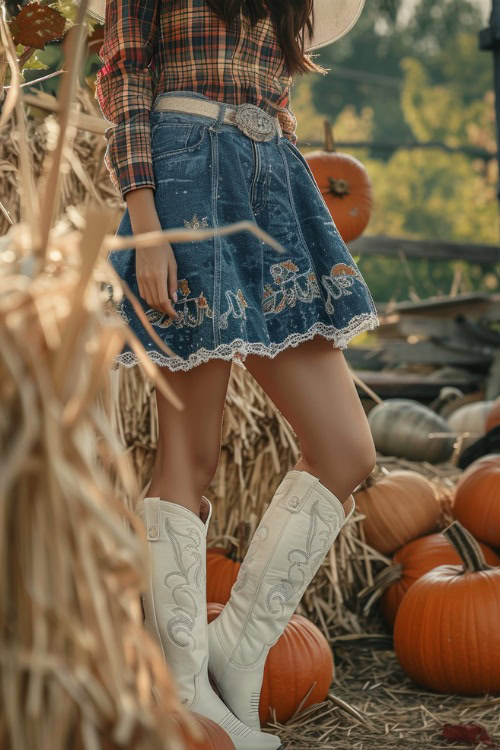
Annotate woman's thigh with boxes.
[243,335,376,503]
[154,357,233,491]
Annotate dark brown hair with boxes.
[204,0,328,76]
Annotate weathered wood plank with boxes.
[380,340,493,367]
[349,235,500,264]
[394,318,500,345]
[344,347,385,370]
[379,293,500,322]
[353,370,483,402]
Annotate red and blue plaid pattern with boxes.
[95,0,298,198]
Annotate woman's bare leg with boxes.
[140,357,283,749]
[206,335,376,728]
[146,358,233,516]
[243,334,376,509]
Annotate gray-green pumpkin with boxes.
[368,399,455,463]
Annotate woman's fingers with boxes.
[141,275,157,311]
[135,243,179,318]
[168,259,178,303]
[137,277,146,304]
[137,269,162,312]
[155,275,179,319]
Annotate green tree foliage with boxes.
[365,145,497,242]
[292,0,499,301]
[308,0,490,151]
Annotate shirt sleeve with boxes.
[277,90,298,145]
[94,0,159,198]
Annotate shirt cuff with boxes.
[103,120,157,199]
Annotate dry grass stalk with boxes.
[0,196,291,750]
[1,7,290,745]
[0,203,197,750]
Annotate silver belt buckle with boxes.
[234,103,277,142]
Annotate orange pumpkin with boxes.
[174,712,235,749]
[381,532,500,628]
[305,120,373,243]
[394,521,500,695]
[486,398,500,432]
[354,470,441,555]
[208,603,333,724]
[72,712,234,750]
[453,454,500,549]
[206,547,241,605]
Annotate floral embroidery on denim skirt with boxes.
[183,214,209,230]
[144,279,214,330]
[106,92,379,373]
[262,260,365,319]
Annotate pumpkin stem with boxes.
[324,119,336,153]
[328,177,351,198]
[358,563,403,615]
[443,521,494,573]
[358,473,376,491]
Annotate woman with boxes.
[92,1,379,747]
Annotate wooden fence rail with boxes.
[348,235,500,264]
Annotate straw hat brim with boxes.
[303,0,366,51]
[76,0,364,51]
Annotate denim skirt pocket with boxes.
[150,117,208,160]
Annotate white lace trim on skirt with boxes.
[112,313,379,372]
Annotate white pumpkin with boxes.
[447,401,494,450]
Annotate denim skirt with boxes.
[106,90,379,372]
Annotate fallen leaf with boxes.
[442,722,498,747]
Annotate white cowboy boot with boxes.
[207,469,355,729]
[135,495,281,750]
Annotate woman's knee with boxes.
[299,428,376,496]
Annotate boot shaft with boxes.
[136,497,211,704]
[210,470,354,669]
[137,496,283,749]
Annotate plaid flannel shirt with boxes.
[95,0,298,199]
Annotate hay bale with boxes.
[0,205,197,749]
[0,86,124,236]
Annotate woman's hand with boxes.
[125,187,180,319]
[136,242,180,319]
